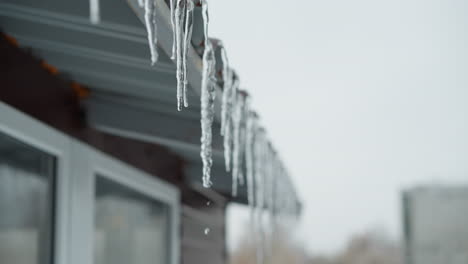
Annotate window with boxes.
[0,132,55,264]
[94,176,169,264]
[0,102,179,264]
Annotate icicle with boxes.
[173,0,196,110]
[270,155,279,255]
[90,0,100,24]
[182,0,194,107]
[220,45,233,135]
[264,143,276,260]
[254,128,266,210]
[254,128,266,264]
[246,110,257,219]
[237,98,249,187]
[199,0,216,188]
[223,110,233,171]
[144,0,159,65]
[170,0,176,59]
[223,76,239,171]
[174,0,186,110]
[138,0,144,7]
[271,156,280,229]
[201,0,210,43]
[200,40,216,188]
[232,92,246,196]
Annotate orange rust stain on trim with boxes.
[40,60,59,75]
[3,33,19,47]
[71,82,91,99]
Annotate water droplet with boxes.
[204,228,210,235]
[206,201,211,206]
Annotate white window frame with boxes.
[0,102,180,264]
[0,102,71,264]
[69,141,180,264]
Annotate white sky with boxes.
[209,0,468,255]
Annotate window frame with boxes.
[0,102,71,264]
[0,102,180,264]
[69,141,180,264]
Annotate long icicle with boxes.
[265,142,275,261]
[237,97,248,187]
[200,41,216,188]
[232,92,246,196]
[220,44,232,135]
[174,0,186,110]
[182,0,194,107]
[246,109,257,215]
[254,128,266,264]
[223,76,239,171]
[170,0,176,59]
[200,0,216,188]
[144,0,159,65]
[90,0,100,24]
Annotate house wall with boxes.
[0,34,227,264]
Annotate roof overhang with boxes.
[0,0,300,208]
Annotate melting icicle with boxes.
[182,0,195,107]
[89,0,100,24]
[223,77,239,171]
[220,45,233,135]
[231,92,246,196]
[271,155,280,229]
[236,97,248,188]
[269,155,280,254]
[174,0,186,110]
[170,0,176,59]
[246,110,257,226]
[265,142,276,260]
[261,138,272,264]
[144,0,159,65]
[254,128,265,264]
[238,101,248,187]
[201,0,210,45]
[173,0,196,110]
[200,40,216,188]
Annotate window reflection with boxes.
[94,176,169,264]
[0,132,55,264]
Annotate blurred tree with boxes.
[229,228,402,264]
[335,230,402,264]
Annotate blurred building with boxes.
[402,185,468,264]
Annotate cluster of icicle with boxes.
[171,0,196,111]
[88,0,215,189]
[140,0,197,110]
[248,136,299,264]
[89,0,160,63]
[87,0,299,220]
[89,1,300,260]
[219,45,300,264]
[140,0,198,111]
[89,0,196,110]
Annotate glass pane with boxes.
[0,132,56,264]
[94,176,169,264]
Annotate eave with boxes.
[0,0,300,210]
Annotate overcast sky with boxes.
[209,0,468,255]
